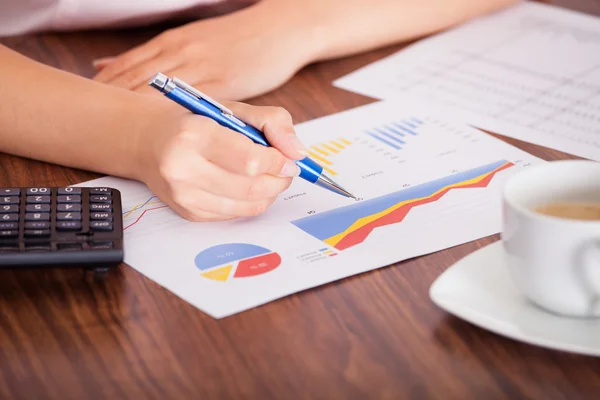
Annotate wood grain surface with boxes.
[2,1,600,399]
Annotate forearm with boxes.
[253,0,521,63]
[0,45,175,180]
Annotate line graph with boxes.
[122,195,169,230]
[291,160,513,250]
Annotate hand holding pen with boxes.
[149,73,354,198]
[134,88,315,222]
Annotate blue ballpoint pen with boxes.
[148,72,355,199]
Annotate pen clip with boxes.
[172,77,234,116]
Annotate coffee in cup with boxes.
[502,160,600,318]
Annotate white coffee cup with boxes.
[502,160,600,318]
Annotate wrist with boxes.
[240,0,328,66]
[127,95,186,183]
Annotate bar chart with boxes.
[365,118,423,150]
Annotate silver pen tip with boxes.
[315,173,356,199]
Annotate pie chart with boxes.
[195,243,281,282]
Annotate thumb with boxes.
[225,102,308,160]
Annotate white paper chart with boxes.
[334,1,600,161]
[78,100,543,318]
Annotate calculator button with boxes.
[25,213,50,221]
[57,242,83,251]
[90,241,114,250]
[56,221,82,231]
[26,188,51,195]
[25,221,50,229]
[26,204,50,212]
[90,204,111,211]
[25,243,51,251]
[1,188,20,196]
[90,212,113,221]
[0,214,18,222]
[0,243,18,252]
[27,195,51,204]
[90,221,113,231]
[57,212,81,221]
[0,230,18,238]
[2,196,19,204]
[90,188,111,195]
[57,195,81,204]
[90,195,112,203]
[58,187,82,195]
[24,229,51,238]
[57,204,82,212]
[0,222,18,230]
[1,205,18,213]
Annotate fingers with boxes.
[92,57,115,70]
[226,102,308,160]
[182,117,300,178]
[103,55,184,91]
[92,40,163,84]
[169,186,280,220]
[159,149,293,201]
[200,160,293,201]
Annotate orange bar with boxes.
[321,143,339,154]
[308,151,333,166]
[311,146,329,156]
[331,141,345,150]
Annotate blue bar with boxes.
[403,120,418,129]
[410,117,424,125]
[375,128,405,144]
[319,248,328,251]
[393,121,418,136]
[384,124,405,137]
[366,131,401,150]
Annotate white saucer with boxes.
[429,241,600,357]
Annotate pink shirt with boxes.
[0,0,257,37]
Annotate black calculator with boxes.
[0,187,124,269]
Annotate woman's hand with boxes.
[92,1,321,100]
[138,101,308,221]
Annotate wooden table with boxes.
[2,1,600,398]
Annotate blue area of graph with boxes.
[291,160,507,241]
[194,243,271,270]
[365,117,424,149]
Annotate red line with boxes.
[334,163,513,250]
[124,205,170,230]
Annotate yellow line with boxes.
[340,138,352,145]
[323,165,508,247]
[308,151,333,166]
[311,146,329,156]
[123,200,163,218]
[331,141,345,150]
[320,165,338,176]
[322,143,339,154]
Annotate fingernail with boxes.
[287,135,308,156]
[92,57,115,68]
[279,159,300,177]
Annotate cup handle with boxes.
[576,240,600,316]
